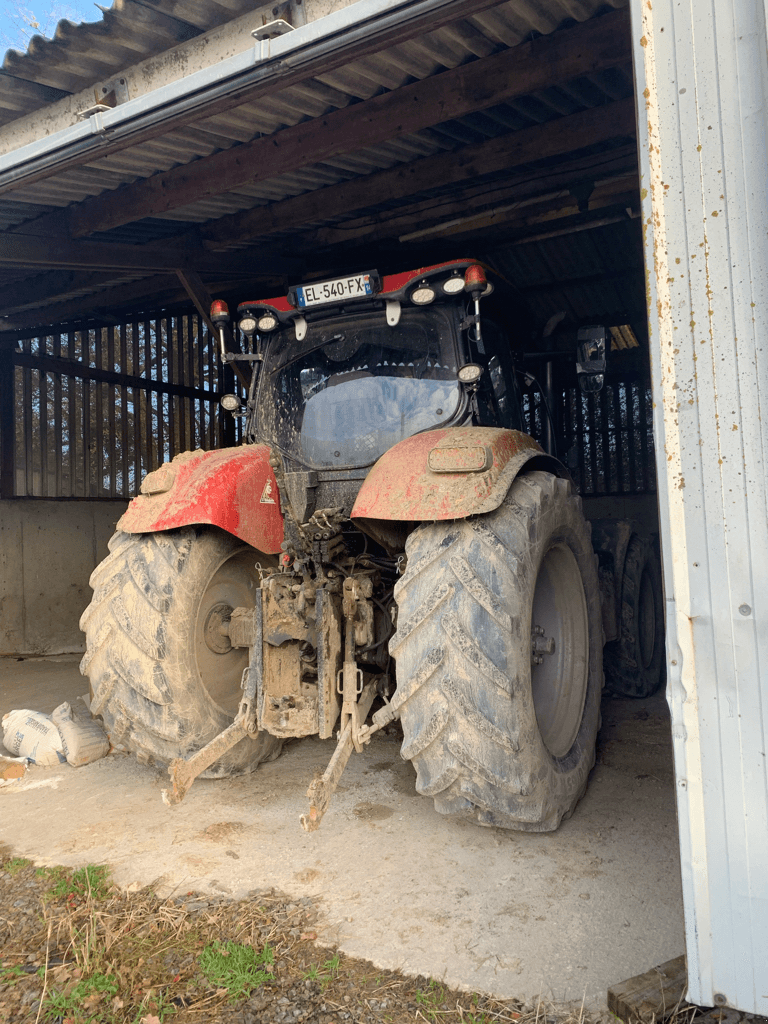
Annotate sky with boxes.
[0,1,98,56]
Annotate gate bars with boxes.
[0,313,242,499]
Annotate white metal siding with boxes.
[630,0,768,1012]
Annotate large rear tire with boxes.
[390,471,603,831]
[604,534,665,698]
[79,526,283,776]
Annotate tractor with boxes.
[80,259,664,832]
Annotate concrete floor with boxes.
[0,655,685,1012]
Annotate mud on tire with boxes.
[389,471,603,832]
[79,526,282,776]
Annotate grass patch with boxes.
[199,938,274,1001]
[303,952,341,989]
[4,857,31,876]
[415,979,448,1021]
[48,863,111,901]
[0,964,28,988]
[42,971,119,1023]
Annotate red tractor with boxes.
[80,259,664,831]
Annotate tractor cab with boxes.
[219,261,527,475]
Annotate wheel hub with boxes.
[531,624,556,665]
[203,602,233,654]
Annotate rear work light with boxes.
[257,313,279,332]
[411,281,436,305]
[442,274,465,294]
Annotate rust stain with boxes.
[351,427,543,522]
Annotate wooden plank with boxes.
[608,954,687,1024]
[202,99,637,249]
[0,346,14,498]
[66,11,631,238]
[0,269,117,317]
[0,234,296,275]
[11,349,220,403]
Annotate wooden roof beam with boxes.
[63,9,631,238]
[201,98,637,250]
[0,233,299,275]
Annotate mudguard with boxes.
[118,445,284,554]
[351,427,566,523]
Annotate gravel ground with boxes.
[0,848,595,1024]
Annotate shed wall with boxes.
[0,499,126,655]
[631,0,768,1012]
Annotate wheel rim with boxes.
[530,542,589,759]
[194,548,260,714]
[638,566,657,670]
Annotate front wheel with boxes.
[79,526,283,776]
[389,471,603,832]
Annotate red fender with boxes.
[118,445,284,554]
[351,427,563,522]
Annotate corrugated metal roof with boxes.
[0,0,639,335]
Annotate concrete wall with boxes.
[0,500,127,656]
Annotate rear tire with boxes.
[79,526,283,776]
[604,535,665,698]
[390,471,603,831]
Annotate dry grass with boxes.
[0,856,708,1024]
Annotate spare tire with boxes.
[390,471,603,832]
[80,526,282,776]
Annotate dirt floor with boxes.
[0,655,685,1014]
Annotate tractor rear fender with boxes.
[117,445,284,554]
[351,427,567,548]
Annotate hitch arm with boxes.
[301,680,377,832]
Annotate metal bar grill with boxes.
[5,311,226,499]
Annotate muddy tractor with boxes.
[80,259,664,832]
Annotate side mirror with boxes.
[576,326,606,393]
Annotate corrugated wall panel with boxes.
[631,0,768,1013]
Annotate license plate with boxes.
[296,273,374,308]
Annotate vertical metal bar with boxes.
[39,361,48,497]
[613,382,625,494]
[106,326,116,497]
[637,381,650,492]
[119,324,128,497]
[176,315,187,454]
[66,330,76,496]
[23,362,33,496]
[626,383,638,493]
[632,0,768,1011]
[131,320,141,490]
[144,320,153,470]
[155,319,166,465]
[602,385,614,493]
[0,346,14,498]
[577,391,589,491]
[586,391,598,495]
[93,327,104,496]
[81,329,92,497]
[195,314,203,449]
[207,317,216,448]
[52,333,62,497]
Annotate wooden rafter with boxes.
[200,98,637,250]
[59,10,630,239]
